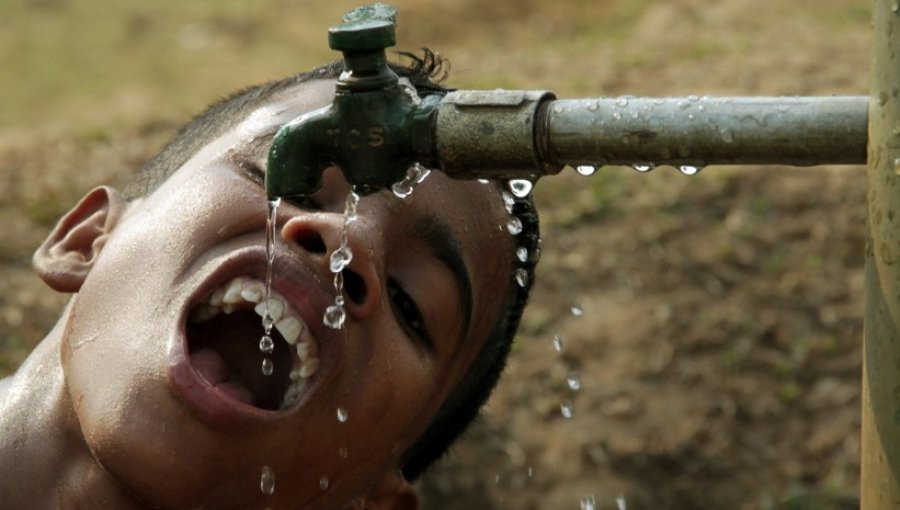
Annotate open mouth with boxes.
[186,276,319,411]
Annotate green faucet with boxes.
[266,4,441,199]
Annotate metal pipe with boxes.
[433,94,868,182]
[861,0,900,507]
[543,96,868,168]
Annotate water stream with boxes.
[323,190,359,329]
[261,198,281,376]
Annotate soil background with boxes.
[0,0,873,508]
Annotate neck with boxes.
[0,309,146,510]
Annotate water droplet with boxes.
[259,335,275,354]
[612,112,622,120]
[391,164,430,199]
[324,305,346,329]
[494,473,502,485]
[894,157,900,175]
[339,446,349,459]
[697,104,706,112]
[262,313,275,333]
[580,494,596,510]
[560,399,574,418]
[501,191,516,213]
[687,94,699,102]
[719,127,735,143]
[329,245,353,273]
[631,163,655,173]
[570,304,584,316]
[260,465,275,496]
[412,163,432,184]
[478,178,490,184]
[552,334,563,352]
[508,179,533,198]
[344,191,360,223]
[586,100,599,112]
[527,466,534,477]
[261,357,274,376]
[337,407,348,423]
[687,114,695,120]
[615,97,628,107]
[616,494,628,510]
[392,181,414,199]
[514,268,529,287]
[319,476,329,490]
[507,217,523,235]
[575,165,597,176]
[516,246,528,263]
[678,165,702,176]
[567,373,582,391]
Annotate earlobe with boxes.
[33,186,128,293]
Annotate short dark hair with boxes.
[126,50,540,481]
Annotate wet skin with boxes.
[0,79,515,509]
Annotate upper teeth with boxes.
[189,276,319,409]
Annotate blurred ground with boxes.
[0,0,871,508]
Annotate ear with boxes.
[33,186,128,293]
[353,472,418,510]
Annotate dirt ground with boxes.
[0,0,873,508]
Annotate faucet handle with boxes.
[328,3,396,52]
[328,3,399,92]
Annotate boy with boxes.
[0,52,539,509]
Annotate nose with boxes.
[280,212,383,320]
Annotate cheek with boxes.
[339,326,440,463]
[140,162,264,247]
[356,337,437,437]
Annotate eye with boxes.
[240,159,265,185]
[240,160,323,210]
[387,279,432,349]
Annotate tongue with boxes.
[187,308,293,410]
[192,348,256,406]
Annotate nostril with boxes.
[291,229,327,254]
[342,269,367,306]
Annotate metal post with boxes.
[861,0,900,507]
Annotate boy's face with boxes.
[58,80,514,509]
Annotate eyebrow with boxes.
[413,213,474,345]
[240,126,283,158]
